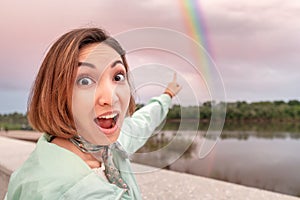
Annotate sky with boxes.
[0,0,300,113]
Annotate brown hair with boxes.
[27,28,135,138]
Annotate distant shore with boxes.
[0,130,41,142]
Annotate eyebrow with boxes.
[78,62,95,68]
[78,60,124,68]
[111,60,124,68]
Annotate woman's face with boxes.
[72,43,131,145]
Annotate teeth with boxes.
[99,113,118,119]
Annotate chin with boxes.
[104,128,121,145]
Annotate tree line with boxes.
[1,100,300,130]
[0,112,30,130]
[165,99,300,122]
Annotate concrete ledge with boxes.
[0,135,299,200]
[0,165,11,200]
[0,136,36,200]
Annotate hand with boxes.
[164,72,182,98]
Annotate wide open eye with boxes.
[114,72,126,82]
[77,77,95,86]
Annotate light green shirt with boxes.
[6,94,171,200]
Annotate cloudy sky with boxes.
[1,0,300,113]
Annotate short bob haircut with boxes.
[27,28,135,138]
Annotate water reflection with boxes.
[138,132,198,159]
[164,120,300,139]
[132,122,300,197]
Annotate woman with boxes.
[6,28,181,200]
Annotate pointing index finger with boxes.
[173,72,177,82]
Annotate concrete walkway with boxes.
[0,134,299,200]
[134,164,299,200]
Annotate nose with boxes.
[95,78,117,106]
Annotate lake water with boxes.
[131,122,300,197]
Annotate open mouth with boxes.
[94,112,119,131]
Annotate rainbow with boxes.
[179,0,213,81]
[179,0,217,171]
